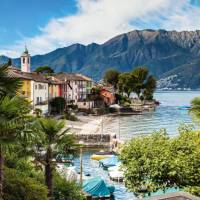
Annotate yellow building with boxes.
[21,79,32,100]
[8,67,32,101]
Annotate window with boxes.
[36,97,39,104]
[28,58,30,64]
[40,97,42,102]
[38,84,44,90]
[23,58,25,64]
[35,85,37,89]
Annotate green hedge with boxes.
[3,168,49,200]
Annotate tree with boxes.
[131,67,149,98]
[53,172,85,200]
[0,63,22,99]
[0,96,31,198]
[4,168,49,200]
[143,75,157,100]
[117,67,156,100]
[189,97,200,121]
[119,126,200,197]
[118,72,134,98]
[33,118,78,199]
[34,66,54,75]
[0,63,25,198]
[103,69,120,89]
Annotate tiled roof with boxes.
[55,72,92,82]
[8,67,49,83]
[47,76,62,84]
[8,68,93,84]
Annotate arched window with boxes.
[23,57,25,64]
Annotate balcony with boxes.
[35,100,48,106]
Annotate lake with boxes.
[74,91,200,200]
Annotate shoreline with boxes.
[65,114,116,148]
[66,115,114,135]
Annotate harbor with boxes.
[61,91,200,200]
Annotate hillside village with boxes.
[8,47,116,114]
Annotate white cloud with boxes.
[0,0,200,57]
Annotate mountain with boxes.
[157,59,200,90]
[1,29,200,89]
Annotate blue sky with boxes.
[0,0,77,49]
[0,0,200,57]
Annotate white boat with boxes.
[109,170,124,182]
[57,164,78,182]
[108,165,120,172]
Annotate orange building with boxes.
[100,88,116,105]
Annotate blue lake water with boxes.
[74,91,200,200]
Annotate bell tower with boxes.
[21,46,31,72]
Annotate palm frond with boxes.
[0,63,22,100]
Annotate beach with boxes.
[65,114,113,135]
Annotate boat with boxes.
[82,177,115,199]
[90,151,115,161]
[109,170,124,182]
[99,156,118,169]
[56,154,74,164]
[57,164,78,182]
[107,163,121,172]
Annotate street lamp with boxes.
[79,140,84,187]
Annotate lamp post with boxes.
[79,140,84,187]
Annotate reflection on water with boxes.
[75,91,200,200]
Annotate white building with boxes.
[20,47,49,113]
[55,73,93,104]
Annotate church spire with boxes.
[21,45,31,73]
[24,45,28,54]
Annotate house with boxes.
[29,73,49,113]
[9,47,49,114]
[48,76,62,99]
[8,67,32,101]
[100,87,116,106]
[55,73,93,104]
[8,47,95,113]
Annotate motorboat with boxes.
[90,151,115,161]
[99,156,118,169]
[82,177,115,199]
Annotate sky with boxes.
[0,0,200,57]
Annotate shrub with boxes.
[3,168,49,200]
[53,172,85,200]
[65,113,78,121]
[120,126,200,196]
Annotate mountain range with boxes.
[1,29,200,89]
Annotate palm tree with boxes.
[189,97,200,121]
[34,118,78,199]
[0,63,22,100]
[0,96,31,197]
[0,62,24,198]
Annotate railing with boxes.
[35,101,48,106]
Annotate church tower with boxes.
[21,46,31,72]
